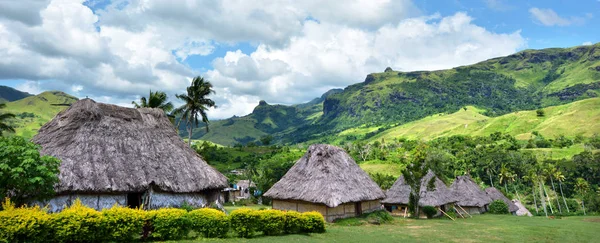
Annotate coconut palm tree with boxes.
[0,103,15,136]
[523,171,541,215]
[173,76,216,147]
[132,90,174,113]
[554,170,569,213]
[544,164,562,214]
[575,178,589,215]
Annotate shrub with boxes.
[101,205,145,241]
[489,200,509,214]
[230,208,260,238]
[365,210,394,224]
[188,208,229,238]
[302,211,326,233]
[0,198,52,243]
[422,206,437,219]
[536,109,545,117]
[283,211,305,234]
[146,208,190,240]
[444,211,457,220]
[258,209,285,236]
[51,199,104,242]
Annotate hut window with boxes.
[127,193,142,208]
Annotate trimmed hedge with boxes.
[0,198,326,242]
[489,200,509,214]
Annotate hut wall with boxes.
[33,194,126,213]
[361,200,382,214]
[461,206,485,215]
[272,199,382,222]
[149,191,221,209]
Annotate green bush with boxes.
[188,208,229,238]
[365,210,394,224]
[147,208,190,240]
[230,208,260,238]
[302,211,326,233]
[422,206,437,219]
[489,200,509,214]
[258,209,286,236]
[0,198,52,243]
[51,199,104,242]
[283,211,305,234]
[101,205,145,241]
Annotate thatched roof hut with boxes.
[450,175,492,214]
[485,187,518,213]
[264,144,384,222]
[382,170,456,207]
[32,99,228,211]
[512,200,532,216]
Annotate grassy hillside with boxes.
[367,98,600,142]
[0,85,32,103]
[4,91,78,139]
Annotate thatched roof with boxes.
[263,144,385,207]
[33,99,228,194]
[450,175,492,207]
[512,200,532,216]
[382,170,456,207]
[485,187,518,213]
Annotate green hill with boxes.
[0,85,32,103]
[4,91,78,138]
[366,98,600,142]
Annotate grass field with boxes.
[171,215,600,243]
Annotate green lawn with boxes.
[171,215,600,243]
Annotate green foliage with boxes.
[422,206,438,219]
[188,208,229,238]
[536,109,545,117]
[369,172,397,190]
[131,90,174,113]
[51,199,104,242]
[283,211,304,234]
[258,209,286,236]
[402,144,430,218]
[146,208,190,240]
[0,136,60,205]
[489,200,510,214]
[260,135,274,146]
[0,198,52,243]
[230,208,260,238]
[174,76,216,145]
[302,211,326,233]
[334,210,393,226]
[0,103,15,135]
[101,205,145,241]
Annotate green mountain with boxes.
[4,91,78,139]
[0,85,32,103]
[188,43,600,145]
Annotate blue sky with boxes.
[0,0,598,118]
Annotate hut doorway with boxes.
[355,202,362,216]
[127,193,142,208]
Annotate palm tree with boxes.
[575,178,589,215]
[523,171,540,215]
[554,170,569,213]
[0,103,15,136]
[545,164,562,214]
[499,163,511,193]
[173,76,216,147]
[132,90,174,113]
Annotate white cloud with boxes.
[529,8,588,26]
[583,41,593,45]
[15,81,43,95]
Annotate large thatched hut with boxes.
[485,187,518,214]
[263,144,385,222]
[32,99,228,212]
[382,171,456,217]
[450,175,492,214]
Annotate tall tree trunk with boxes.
[532,186,539,214]
[504,182,509,195]
[513,183,521,201]
[542,183,554,214]
[559,181,569,213]
[582,199,586,215]
[549,177,562,214]
[538,181,548,217]
[488,169,494,187]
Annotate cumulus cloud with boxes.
[0,0,526,119]
[529,8,589,26]
[582,41,593,45]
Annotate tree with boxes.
[575,178,589,215]
[173,76,216,147]
[402,144,431,218]
[260,135,273,146]
[554,170,570,213]
[523,171,540,214]
[132,90,174,113]
[544,164,562,214]
[536,109,545,117]
[0,136,61,206]
[0,103,15,136]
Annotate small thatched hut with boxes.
[32,99,228,212]
[485,187,518,214]
[263,144,385,222]
[512,199,532,216]
[450,175,492,214]
[382,170,456,217]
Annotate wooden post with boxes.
[457,205,472,218]
[439,208,455,221]
[403,207,407,218]
[454,207,465,218]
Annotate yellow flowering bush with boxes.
[230,208,260,238]
[188,208,229,238]
[146,208,191,240]
[101,205,146,241]
[258,209,286,236]
[50,199,104,242]
[0,198,52,243]
[302,211,326,233]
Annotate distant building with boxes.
[222,180,256,202]
[485,187,519,214]
[451,175,493,214]
[264,144,385,222]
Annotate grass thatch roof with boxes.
[382,170,456,207]
[485,187,518,213]
[450,175,492,208]
[263,144,385,207]
[33,99,228,194]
